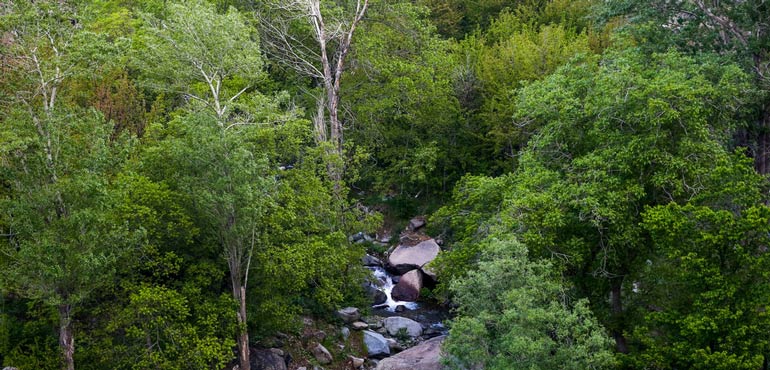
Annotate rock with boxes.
[394,305,406,313]
[372,289,388,305]
[349,231,366,242]
[408,216,426,231]
[377,231,392,243]
[312,343,333,364]
[349,355,365,368]
[341,327,351,340]
[297,368,307,370]
[363,254,383,266]
[375,336,447,370]
[383,316,423,338]
[3,367,19,370]
[337,307,361,323]
[365,284,388,305]
[269,348,285,357]
[421,264,437,283]
[387,239,440,274]
[352,321,369,330]
[314,330,327,341]
[365,316,383,329]
[251,348,287,370]
[363,330,391,358]
[385,338,403,352]
[391,270,423,301]
[423,326,445,339]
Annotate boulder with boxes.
[337,307,361,324]
[365,285,388,305]
[391,270,423,302]
[394,305,406,313]
[363,254,383,266]
[375,336,447,370]
[421,264,437,283]
[387,239,440,274]
[349,355,365,368]
[408,216,426,231]
[385,338,403,352]
[251,348,287,370]
[312,343,333,364]
[341,327,351,340]
[383,316,423,338]
[363,330,391,358]
[352,321,369,330]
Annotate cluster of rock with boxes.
[338,307,447,370]
[363,216,441,305]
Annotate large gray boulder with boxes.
[251,349,287,370]
[391,269,423,302]
[387,239,440,274]
[383,316,423,338]
[363,330,391,358]
[375,336,447,370]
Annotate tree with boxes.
[0,2,140,369]
[435,49,758,356]
[443,237,616,370]
[343,2,462,195]
[137,0,264,123]
[137,2,271,369]
[598,0,770,173]
[258,0,369,180]
[631,201,770,369]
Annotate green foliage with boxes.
[346,2,462,195]
[627,203,770,369]
[436,47,763,365]
[135,0,264,103]
[444,237,616,369]
[106,285,235,370]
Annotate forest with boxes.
[1,0,770,369]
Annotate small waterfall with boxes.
[368,266,419,312]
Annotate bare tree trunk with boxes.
[755,104,770,176]
[58,304,74,370]
[234,285,250,370]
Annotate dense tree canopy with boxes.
[3,0,770,369]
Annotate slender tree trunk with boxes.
[755,105,770,176]
[234,285,250,370]
[610,280,628,354]
[58,304,74,370]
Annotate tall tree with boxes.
[258,0,369,183]
[137,2,270,369]
[0,2,139,369]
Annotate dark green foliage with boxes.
[3,0,770,368]
[436,48,765,366]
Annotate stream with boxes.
[366,266,450,335]
[368,266,420,312]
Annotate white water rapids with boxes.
[368,266,419,312]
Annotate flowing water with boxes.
[368,266,419,312]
